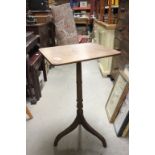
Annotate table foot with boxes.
[54,117,78,146]
[81,115,107,147]
[54,112,107,147]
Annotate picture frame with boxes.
[113,93,129,136]
[114,111,129,137]
[105,70,129,123]
[122,123,129,137]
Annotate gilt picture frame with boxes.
[114,93,129,136]
[105,70,129,123]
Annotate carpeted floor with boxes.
[26,60,129,155]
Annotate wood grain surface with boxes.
[39,43,120,66]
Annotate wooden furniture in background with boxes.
[100,0,105,21]
[26,10,55,75]
[54,0,69,5]
[95,0,119,24]
[93,0,128,79]
[30,10,52,16]
[27,10,55,47]
[93,19,116,77]
[108,0,112,24]
[28,52,47,101]
[34,15,51,23]
[111,0,129,80]
[26,23,52,47]
[71,0,93,35]
[26,32,40,104]
[74,17,89,25]
[40,43,120,147]
[26,32,47,104]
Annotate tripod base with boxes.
[53,110,107,147]
[54,62,107,148]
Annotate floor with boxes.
[26,60,129,155]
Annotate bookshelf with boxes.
[96,0,119,24]
[93,0,120,77]
[72,6,91,11]
[70,0,92,35]
[71,0,91,17]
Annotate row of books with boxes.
[70,0,90,8]
[106,0,119,6]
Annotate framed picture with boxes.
[114,93,129,136]
[105,70,129,123]
[122,123,129,137]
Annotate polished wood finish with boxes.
[26,23,50,47]
[100,0,105,21]
[30,10,52,16]
[94,19,116,30]
[34,15,52,23]
[29,52,47,101]
[54,62,107,147]
[72,6,91,11]
[26,34,39,54]
[40,43,120,147]
[95,0,118,24]
[39,43,120,66]
[26,32,47,104]
[26,32,40,104]
[74,17,89,25]
[96,0,100,19]
[112,0,129,80]
[108,0,112,24]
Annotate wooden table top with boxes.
[39,43,121,66]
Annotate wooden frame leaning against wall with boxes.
[105,70,129,123]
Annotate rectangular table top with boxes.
[39,43,121,66]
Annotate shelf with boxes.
[74,17,89,25]
[72,6,91,11]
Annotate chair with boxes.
[51,3,89,45]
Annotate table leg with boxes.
[54,62,107,147]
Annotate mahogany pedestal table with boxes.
[39,43,120,147]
